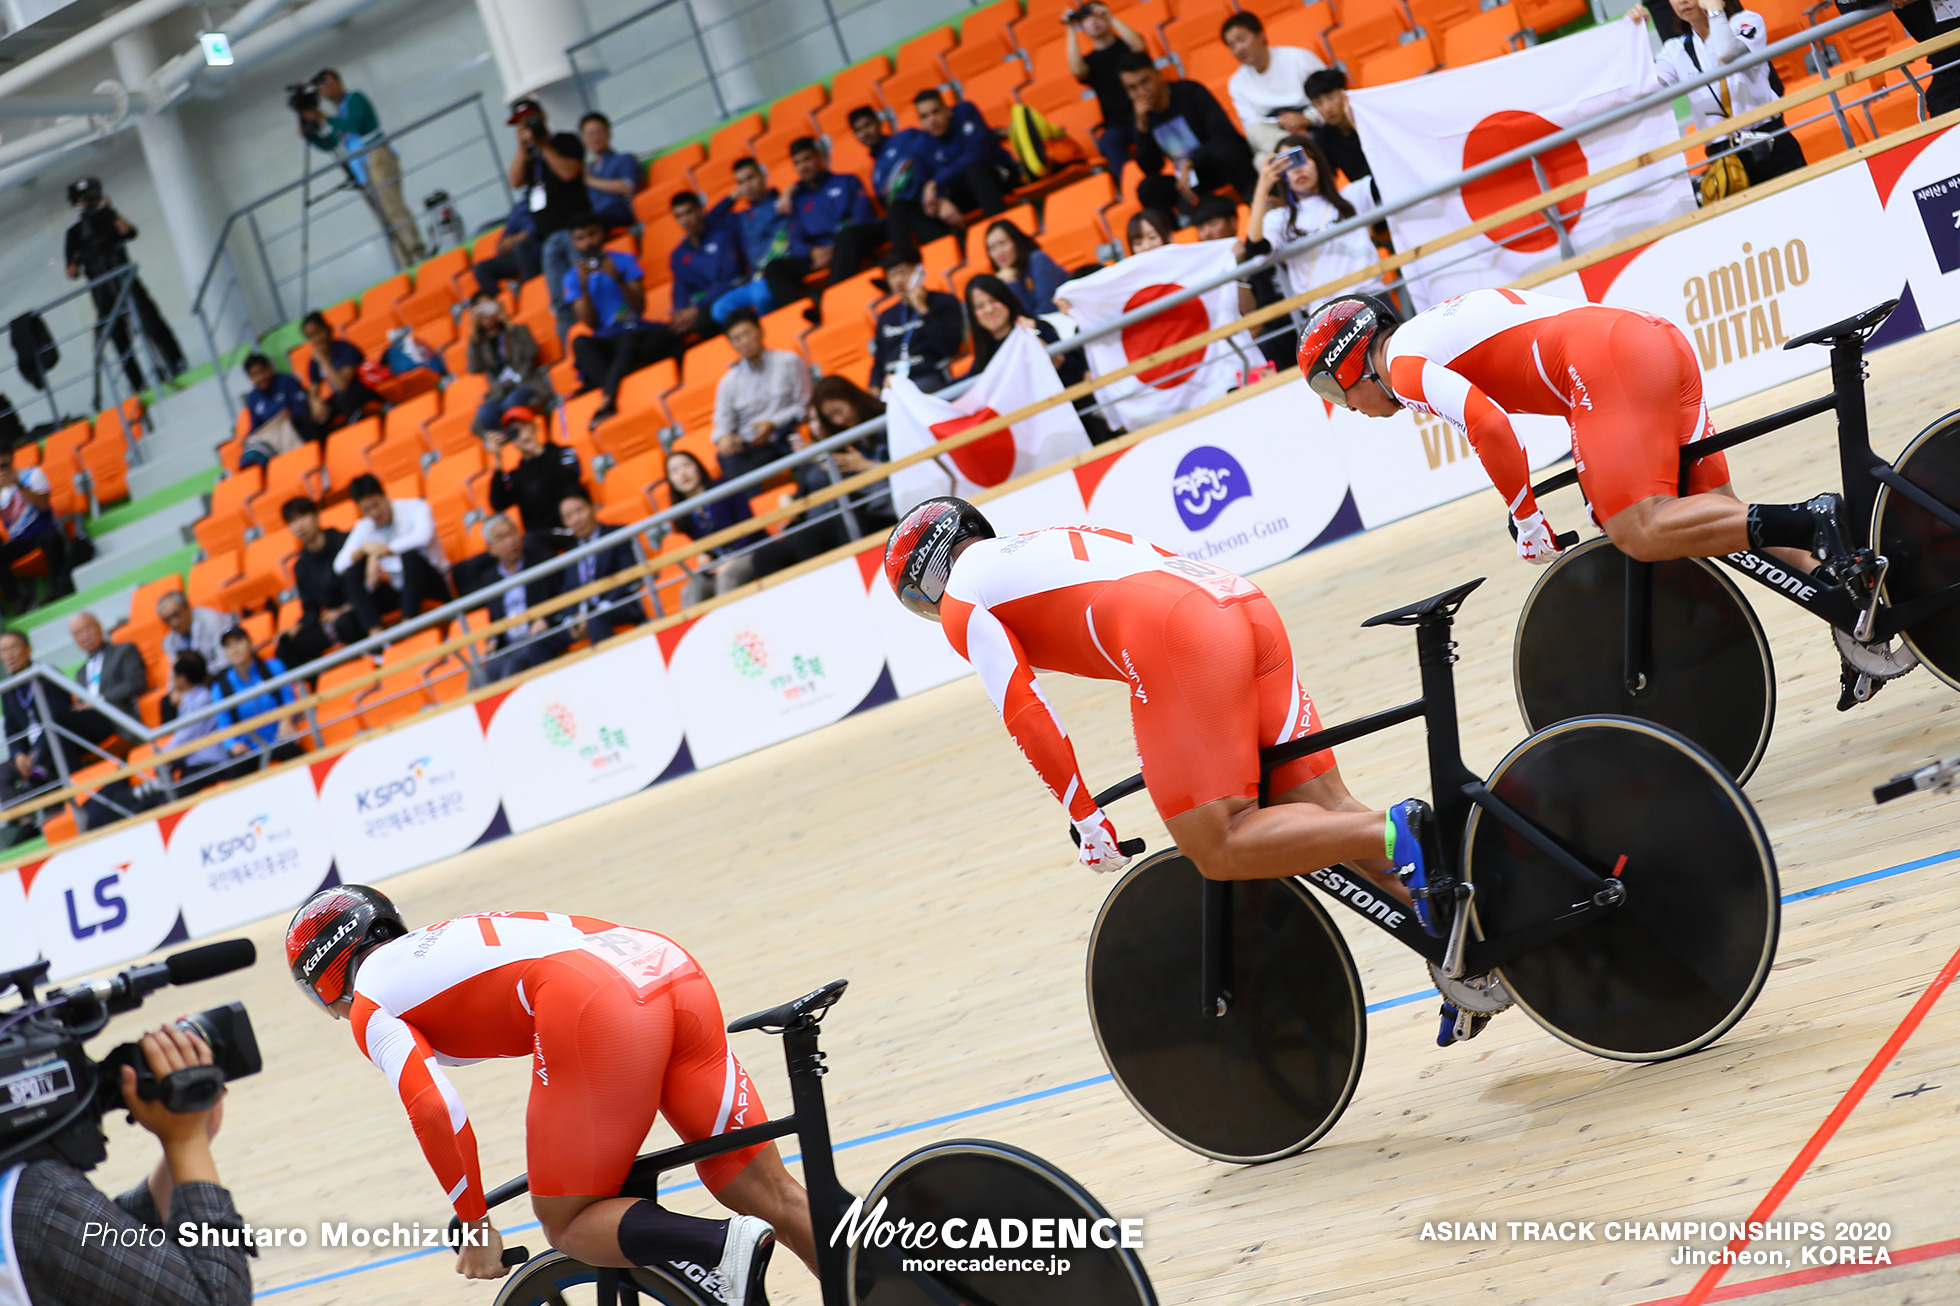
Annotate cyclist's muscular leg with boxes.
[1603,486,1819,570]
[717,1143,817,1274]
[530,1193,728,1269]
[1165,765,1408,900]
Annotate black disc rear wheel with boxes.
[848,1139,1156,1305]
[494,1251,717,1305]
[1465,717,1778,1062]
[1085,850,1366,1163]
[1876,408,1960,690]
[1514,536,1775,783]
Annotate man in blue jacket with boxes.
[708,158,795,323]
[762,137,886,321]
[912,89,1014,228]
[851,106,949,251]
[668,190,742,337]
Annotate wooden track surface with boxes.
[83,322,1960,1305]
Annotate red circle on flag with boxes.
[1120,284,1210,390]
[1459,111,1589,254]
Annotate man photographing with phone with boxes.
[563,214,685,427]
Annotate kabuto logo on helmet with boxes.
[1322,308,1373,369]
[300,916,361,980]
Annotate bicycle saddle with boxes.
[727,978,849,1034]
[1361,577,1485,628]
[1784,299,1899,351]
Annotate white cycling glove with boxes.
[1072,809,1132,875]
[1512,509,1561,565]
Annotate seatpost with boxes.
[1199,878,1232,1018]
[1623,555,1652,696]
[1830,331,1880,544]
[783,1020,852,1306]
[1414,618,1474,836]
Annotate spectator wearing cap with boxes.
[467,293,555,436]
[712,307,811,482]
[472,195,542,297]
[868,245,966,394]
[565,213,685,426]
[580,112,642,230]
[213,627,303,762]
[1223,12,1327,163]
[1065,3,1150,180]
[1118,51,1257,216]
[557,490,644,646]
[707,158,795,323]
[668,190,742,338]
[507,97,588,338]
[913,89,1015,228]
[278,496,364,667]
[456,514,568,684]
[1305,69,1376,195]
[850,107,949,250]
[762,138,885,321]
[488,407,586,540]
[335,474,452,631]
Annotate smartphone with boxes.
[1280,147,1310,172]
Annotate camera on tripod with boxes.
[286,80,320,115]
[0,939,261,1173]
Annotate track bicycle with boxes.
[471,980,1157,1306]
[1080,578,1779,1164]
[1512,300,1960,782]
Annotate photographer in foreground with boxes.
[11,1023,251,1305]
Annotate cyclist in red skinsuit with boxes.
[1297,289,1853,571]
[287,891,812,1303]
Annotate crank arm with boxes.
[1460,782,1616,896]
[1440,881,1475,980]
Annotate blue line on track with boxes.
[255,842,1960,1297]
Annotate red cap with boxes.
[501,405,539,429]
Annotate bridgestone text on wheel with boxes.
[1875,407,1960,691]
[1465,717,1779,1061]
[1086,850,1366,1163]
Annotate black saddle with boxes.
[727,978,849,1034]
[1784,300,1898,351]
[1361,577,1486,628]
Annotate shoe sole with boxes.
[736,1231,775,1306]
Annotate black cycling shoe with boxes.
[1806,493,1851,564]
[1837,662,1884,712]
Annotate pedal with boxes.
[1435,1001,1492,1048]
[1836,663,1880,712]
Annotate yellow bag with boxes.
[1008,103,1084,181]
[1697,76,1752,206]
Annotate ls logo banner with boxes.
[1171,446,1251,531]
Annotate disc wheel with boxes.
[494,1250,717,1305]
[1875,407,1960,691]
[1514,535,1775,783]
[1464,717,1779,1062]
[848,1139,1157,1305]
[1085,850,1365,1163]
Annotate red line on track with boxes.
[1676,941,1960,1306]
[1627,1234,1960,1305]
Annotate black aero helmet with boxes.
[884,497,995,620]
[286,884,408,1009]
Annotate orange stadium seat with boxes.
[1407,0,1482,38]
[313,660,373,745]
[1163,8,1233,62]
[343,314,395,361]
[193,508,249,558]
[830,56,892,118]
[385,390,441,445]
[1040,172,1118,268]
[228,529,296,611]
[358,273,412,323]
[396,280,458,332]
[960,61,1031,124]
[1359,32,1437,84]
[883,30,958,108]
[256,445,324,531]
[1441,3,1525,65]
[1511,0,1584,33]
[324,419,382,498]
[419,245,470,286]
[424,444,487,513]
[40,422,90,517]
[78,436,129,507]
[948,0,1025,81]
[1265,2,1337,58]
[760,306,809,358]
[597,450,666,527]
[128,574,184,633]
[649,141,706,183]
[1327,11,1411,68]
[321,301,359,331]
[367,432,430,488]
[187,551,242,614]
[706,112,765,165]
[206,466,264,532]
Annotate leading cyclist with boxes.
[885,499,1508,1044]
[286,886,813,1304]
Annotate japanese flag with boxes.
[885,323,1091,515]
[1352,21,1693,311]
[1058,239,1258,434]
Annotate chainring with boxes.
[1833,624,1921,681]
[1429,961,1515,1015]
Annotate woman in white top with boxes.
[1245,134,1380,303]
[1640,0,1807,185]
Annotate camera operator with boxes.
[11,1023,251,1305]
[64,178,188,406]
[505,98,587,342]
[297,69,427,266]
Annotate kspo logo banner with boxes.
[24,821,179,980]
[317,710,502,882]
[168,768,333,938]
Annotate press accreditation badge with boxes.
[529,185,547,212]
[1934,0,1958,21]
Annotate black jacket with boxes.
[292,530,353,620]
[73,642,148,720]
[65,206,134,280]
[557,530,643,613]
[489,443,585,535]
[456,540,565,643]
[869,292,966,393]
[1133,81,1252,180]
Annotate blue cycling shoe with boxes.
[1386,798,1445,938]
[1436,1002,1492,1048]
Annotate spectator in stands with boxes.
[1223,12,1327,162]
[300,69,425,264]
[913,89,1015,228]
[0,631,47,834]
[278,495,364,667]
[580,112,643,230]
[713,307,810,481]
[765,138,885,322]
[488,407,585,539]
[667,450,763,606]
[159,652,241,793]
[472,196,541,297]
[1119,52,1258,216]
[1065,3,1151,179]
[213,628,303,763]
[1124,207,1176,254]
[669,190,742,338]
[557,490,644,645]
[300,310,382,432]
[869,245,966,394]
[0,628,117,786]
[507,97,588,339]
[1247,135,1378,298]
[67,611,145,720]
[1305,69,1375,194]
[965,274,1106,441]
[982,221,1068,314]
[564,214,685,425]
[0,458,70,611]
[1639,0,1806,186]
[157,592,227,670]
[1192,194,1242,242]
[241,352,324,453]
[1885,0,1960,119]
[335,474,452,631]
[467,294,555,435]
[706,158,795,322]
[457,514,566,684]
[851,106,949,249]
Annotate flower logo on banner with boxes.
[1171,446,1253,530]
[1119,285,1211,390]
[731,629,769,679]
[541,702,578,749]
[1459,111,1590,253]
[928,408,1015,486]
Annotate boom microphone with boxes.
[49,939,257,1014]
[166,939,257,986]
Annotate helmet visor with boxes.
[295,972,338,1010]
[1309,371,1352,409]
[896,578,945,621]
